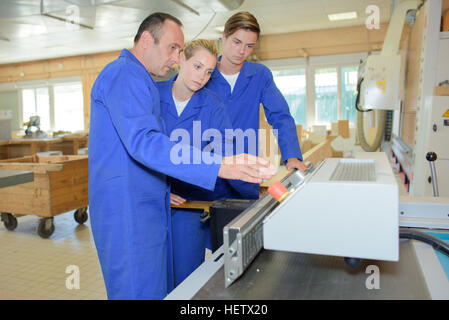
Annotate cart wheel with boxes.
[74,207,88,224]
[37,218,55,239]
[1,213,18,231]
[344,257,362,269]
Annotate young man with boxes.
[206,11,307,199]
[88,13,275,300]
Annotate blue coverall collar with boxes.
[212,56,257,80]
[120,49,157,84]
[161,74,207,110]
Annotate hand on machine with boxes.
[218,153,276,184]
[170,153,276,206]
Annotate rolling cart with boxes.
[0,155,88,238]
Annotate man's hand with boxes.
[170,193,186,206]
[286,158,308,172]
[218,153,276,183]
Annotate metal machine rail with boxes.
[223,162,322,287]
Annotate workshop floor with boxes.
[0,209,213,300]
[0,210,108,300]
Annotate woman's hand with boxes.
[170,193,186,205]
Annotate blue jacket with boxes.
[205,59,303,198]
[88,49,221,299]
[157,75,236,200]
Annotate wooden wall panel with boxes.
[259,23,400,60]
[0,51,119,81]
[443,0,449,13]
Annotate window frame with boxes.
[263,52,373,128]
[340,65,360,125]
[312,66,339,126]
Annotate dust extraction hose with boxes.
[357,109,387,152]
[400,228,449,258]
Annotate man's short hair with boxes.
[224,11,260,38]
[134,12,183,44]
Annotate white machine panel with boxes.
[424,96,449,197]
[427,96,449,160]
[361,55,402,110]
[263,152,399,261]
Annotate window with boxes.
[20,78,84,133]
[53,83,84,132]
[314,68,338,125]
[22,89,37,126]
[265,53,368,128]
[341,66,358,124]
[21,88,51,131]
[272,68,306,126]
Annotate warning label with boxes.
[443,109,449,118]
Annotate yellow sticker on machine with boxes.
[443,109,449,118]
[376,80,386,94]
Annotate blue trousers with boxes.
[170,208,212,287]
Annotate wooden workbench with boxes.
[49,134,88,155]
[0,138,63,159]
[0,134,88,159]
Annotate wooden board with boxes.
[301,140,314,154]
[434,86,449,96]
[259,105,281,167]
[338,120,350,139]
[301,136,336,166]
[295,125,303,147]
[261,136,337,189]
[443,0,449,28]
[443,9,449,31]
[171,201,217,213]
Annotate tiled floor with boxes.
[0,209,107,300]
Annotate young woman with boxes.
[156,39,233,287]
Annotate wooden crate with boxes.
[0,155,88,217]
